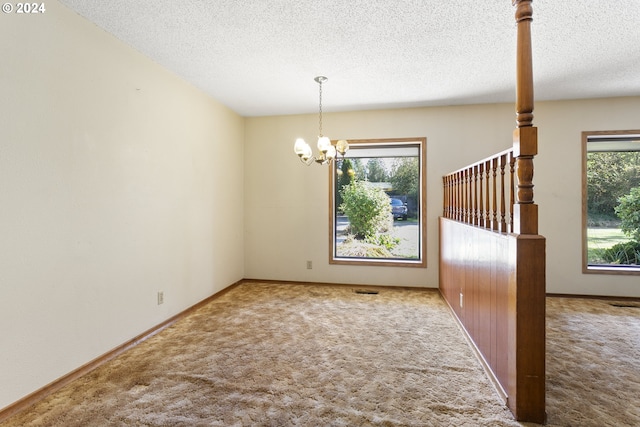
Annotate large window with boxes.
[583,130,640,274]
[329,137,426,267]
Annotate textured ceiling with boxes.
[58,0,640,117]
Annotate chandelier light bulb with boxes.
[301,143,312,161]
[294,138,308,156]
[317,136,332,153]
[325,144,337,160]
[336,139,349,155]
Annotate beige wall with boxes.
[245,97,640,297]
[245,104,517,287]
[0,1,244,409]
[536,96,640,296]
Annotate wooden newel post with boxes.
[514,0,534,128]
[513,0,538,235]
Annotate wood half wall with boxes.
[439,218,545,422]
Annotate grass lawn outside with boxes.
[586,227,633,264]
[587,228,628,249]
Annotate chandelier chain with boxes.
[318,80,323,137]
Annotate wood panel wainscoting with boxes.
[439,0,546,423]
[439,219,546,421]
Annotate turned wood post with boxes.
[514,0,534,128]
[512,0,538,235]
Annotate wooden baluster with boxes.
[447,175,451,219]
[442,176,447,217]
[451,174,455,219]
[452,174,456,219]
[473,165,478,225]
[442,176,445,217]
[460,171,465,222]
[500,154,507,232]
[469,167,473,225]
[485,160,491,229]
[478,163,485,227]
[463,169,469,223]
[450,174,455,219]
[448,175,453,219]
[461,171,465,222]
[492,158,498,231]
[456,173,460,221]
[453,174,457,219]
[462,169,467,224]
[456,174,460,219]
[457,171,462,222]
[469,166,476,224]
[449,174,453,220]
[449,174,453,219]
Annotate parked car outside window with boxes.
[390,198,408,220]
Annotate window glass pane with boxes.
[583,131,640,273]
[330,138,426,267]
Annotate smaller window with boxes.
[329,137,426,267]
[582,130,640,274]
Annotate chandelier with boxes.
[293,76,349,165]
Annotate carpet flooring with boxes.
[2,282,639,426]
[545,296,640,426]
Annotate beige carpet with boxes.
[545,296,640,427]
[3,282,520,426]
[2,282,639,426]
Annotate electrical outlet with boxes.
[306,260,312,269]
[157,291,164,305]
[460,292,464,308]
